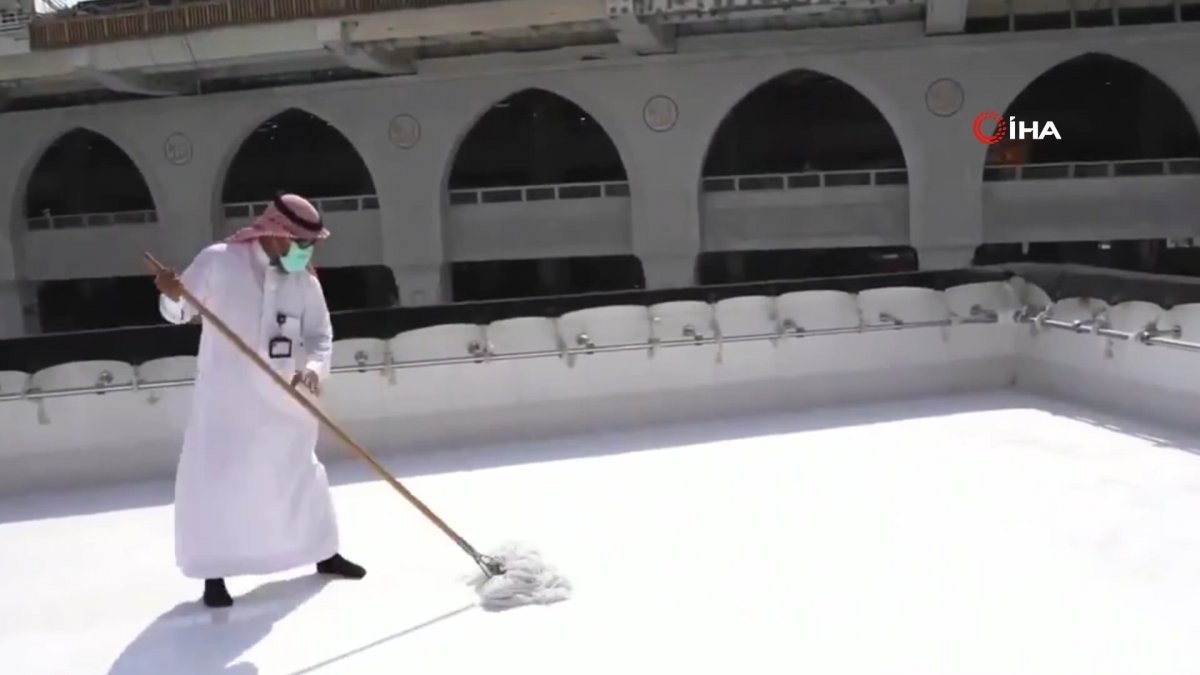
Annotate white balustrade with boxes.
[11,277,1200,494]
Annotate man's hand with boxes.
[154,268,184,302]
[291,369,321,395]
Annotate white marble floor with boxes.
[4,391,1200,675]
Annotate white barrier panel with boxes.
[557,305,654,403]
[388,323,487,417]
[1105,301,1168,385]
[712,295,777,385]
[1009,276,1053,308]
[134,356,196,439]
[324,338,390,425]
[648,300,718,392]
[856,287,952,372]
[15,277,1200,495]
[483,316,569,409]
[944,281,1022,367]
[773,290,861,377]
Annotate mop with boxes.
[143,252,571,610]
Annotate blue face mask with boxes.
[279,242,313,273]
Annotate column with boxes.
[624,104,703,289]
[372,153,452,306]
[0,145,37,338]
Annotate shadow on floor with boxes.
[106,576,329,675]
[282,603,475,675]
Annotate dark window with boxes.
[985,53,1200,166]
[25,128,155,218]
[314,265,399,311]
[697,247,918,285]
[449,89,627,190]
[973,240,1192,275]
[703,70,906,177]
[36,276,162,333]
[450,256,645,302]
[222,109,376,204]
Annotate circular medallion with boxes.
[643,95,679,132]
[388,114,421,149]
[163,132,193,166]
[925,78,965,117]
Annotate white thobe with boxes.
[159,241,339,579]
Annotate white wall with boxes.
[701,186,909,251]
[983,175,1200,243]
[445,197,632,261]
[0,278,1026,495]
[6,275,1200,497]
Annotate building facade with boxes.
[1,1,1199,336]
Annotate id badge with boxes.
[269,336,293,358]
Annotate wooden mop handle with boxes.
[142,251,484,559]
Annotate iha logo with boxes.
[972,111,1061,144]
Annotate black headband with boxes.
[272,192,323,233]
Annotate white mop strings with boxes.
[468,541,572,611]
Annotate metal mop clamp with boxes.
[142,252,506,579]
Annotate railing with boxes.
[222,194,379,219]
[1017,305,1200,354]
[0,309,1001,402]
[702,168,908,193]
[0,8,30,35]
[29,0,503,49]
[26,209,158,231]
[26,158,1200,231]
[448,181,630,206]
[984,158,1200,182]
[966,1,1200,34]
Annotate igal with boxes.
[1008,117,1061,140]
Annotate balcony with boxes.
[28,0,500,49]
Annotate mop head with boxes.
[468,541,572,611]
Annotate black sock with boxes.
[316,553,366,579]
[203,578,233,608]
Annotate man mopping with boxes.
[153,192,365,608]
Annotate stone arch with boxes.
[695,66,915,284]
[446,87,629,190]
[219,107,377,204]
[441,87,643,302]
[22,127,158,226]
[702,68,908,178]
[983,52,1200,167]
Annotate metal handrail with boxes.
[26,209,159,231]
[0,313,996,402]
[29,0,505,49]
[447,180,631,206]
[222,194,379,219]
[701,168,908,193]
[13,303,1200,402]
[1018,306,1200,353]
[984,158,1200,182]
[31,157,1200,230]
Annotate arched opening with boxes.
[25,128,156,227]
[983,53,1200,167]
[222,108,392,312]
[446,89,642,301]
[976,54,1200,274]
[222,108,376,203]
[699,70,914,284]
[449,88,627,190]
[23,129,161,333]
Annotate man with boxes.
[154,192,365,608]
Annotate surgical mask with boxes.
[278,242,313,273]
